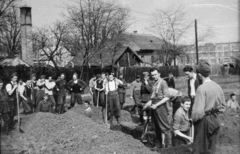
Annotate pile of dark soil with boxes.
[2,110,155,154]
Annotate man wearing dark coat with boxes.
[139,72,153,125]
[67,73,87,108]
[5,73,18,129]
[118,74,127,109]
[56,73,67,114]
[0,79,10,134]
[183,66,202,116]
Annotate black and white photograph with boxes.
[0,0,239,153]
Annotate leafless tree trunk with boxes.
[149,5,213,66]
[64,0,130,66]
[0,0,20,57]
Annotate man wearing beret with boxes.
[192,60,226,154]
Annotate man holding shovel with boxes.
[143,68,172,150]
[95,74,105,107]
[6,73,18,130]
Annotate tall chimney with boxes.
[20,7,34,65]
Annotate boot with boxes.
[165,131,173,148]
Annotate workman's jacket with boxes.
[67,79,87,93]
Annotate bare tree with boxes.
[32,21,69,70]
[0,0,20,57]
[0,0,16,17]
[64,0,130,67]
[149,5,213,66]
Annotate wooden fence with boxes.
[0,64,239,84]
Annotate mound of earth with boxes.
[2,111,155,154]
[71,105,132,124]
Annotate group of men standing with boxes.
[89,72,126,124]
[0,72,88,135]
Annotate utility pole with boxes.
[195,19,199,64]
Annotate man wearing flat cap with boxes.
[192,60,226,154]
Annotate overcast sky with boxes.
[21,0,239,44]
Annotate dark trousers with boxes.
[108,91,121,122]
[20,97,32,113]
[92,90,97,106]
[193,114,220,154]
[118,92,126,109]
[36,90,45,107]
[151,101,172,146]
[132,90,140,113]
[57,94,66,113]
[189,96,195,117]
[96,91,105,107]
[1,112,10,133]
[70,93,82,108]
[32,89,37,106]
[8,97,17,128]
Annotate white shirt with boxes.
[45,80,56,95]
[190,73,196,96]
[105,78,123,92]
[6,81,17,93]
[18,83,26,95]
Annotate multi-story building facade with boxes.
[181,42,240,66]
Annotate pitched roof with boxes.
[123,33,163,51]
[0,57,30,67]
[69,47,143,67]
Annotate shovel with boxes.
[97,91,99,107]
[141,108,152,143]
[105,94,110,129]
[16,89,24,133]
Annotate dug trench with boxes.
[1,75,239,154]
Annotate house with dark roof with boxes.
[67,47,143,67]
[122,32,164,66]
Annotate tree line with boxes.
[0,0,213,70]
